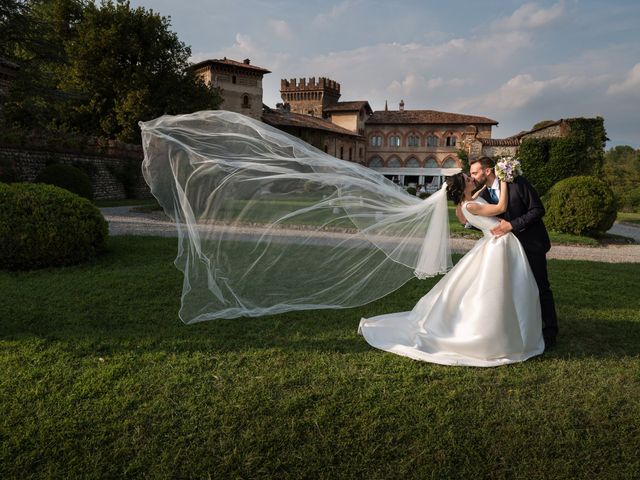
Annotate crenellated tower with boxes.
[280,77,341,117]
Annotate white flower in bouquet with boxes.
[495,157,523,183]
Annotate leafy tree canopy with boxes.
[2,0,221,142]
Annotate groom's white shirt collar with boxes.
[490,178,500,191]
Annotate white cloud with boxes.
[268,19,293,40]
[453,73,609,112]
[492,1,565,31]
[607,63,640,95]
[190,32,290,73]
[388,75,474,96]
[313,0,359,26]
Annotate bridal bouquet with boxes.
[495,156,522,183]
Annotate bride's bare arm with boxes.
[465,180,508,216]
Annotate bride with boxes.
[140,110,543,367]
[358,173,545,366]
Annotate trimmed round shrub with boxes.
[406,186,417,196]
[544,176,617,235]
[35,163,93,200]
[0,183,108,270]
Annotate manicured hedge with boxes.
[544,176,617,235]
[0,183,108,270]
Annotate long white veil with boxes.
[140,110,452,324]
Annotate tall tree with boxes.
[2,0,86,130]
[62,0,221,142]
[603,145,640,212]
[3,0,221,142]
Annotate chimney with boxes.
[399,99,405,111]
[243,58,250,65]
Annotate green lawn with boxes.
[1,236,639,478]
[618,211,640,225]
[447,205,602,246]
[100,197,608,246]
[94,198,159,208]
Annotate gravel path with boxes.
[101,206,640,264]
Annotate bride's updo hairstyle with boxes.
[445,173,465,204]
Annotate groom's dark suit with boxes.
[480,176,558,341]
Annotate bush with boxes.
[624,187,640,213]
[0,183,108,270]
[544,176,617,235]
[406,187,417,196]
[418,192,430,199]
[35,163,93,200]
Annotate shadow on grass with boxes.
[1,237,639,361]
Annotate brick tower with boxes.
[280,77,341,117]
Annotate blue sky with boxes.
[130,0,640,147]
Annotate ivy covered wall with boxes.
[518,117,607,196]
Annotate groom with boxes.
[469,156,558,347]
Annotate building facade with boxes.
[365,103,498,190]
[190,58,507,189]
[191,57,270,120]
[465,119,573,161]
[262,104,362,158]
[275,77,371,163]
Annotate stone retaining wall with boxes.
[0,146,151,200]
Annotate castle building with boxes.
[267,77,371,162]
[466,119,573,160]
[365,102,498,190]
[191,57,270,120]
[189,57,504,189]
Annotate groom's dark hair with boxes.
[470,156,495,169]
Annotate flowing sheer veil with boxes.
[140,110,452,324]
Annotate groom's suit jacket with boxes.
[480,176,551,255]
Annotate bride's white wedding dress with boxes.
[358,198,545,367]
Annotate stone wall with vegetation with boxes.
[518,117,607,196]
[0,145,150,200]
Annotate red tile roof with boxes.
[324,101,372,114]
[367,109,498,125]
[478,138,520,146]
[190,58,271,74]
[262,109,359,136]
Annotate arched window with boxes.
[387,157,401,168]
[445,136,457,147]
[389,135,401,147]
[405,157,420,168]
[424,158,438,168]
[242,94,250,108]
[427,135,438,147]
[408,135,420,147]
[370,135,382,147]
[368,156,383,168]
[443,158,458,168]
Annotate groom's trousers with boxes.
[525,251,558,337]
